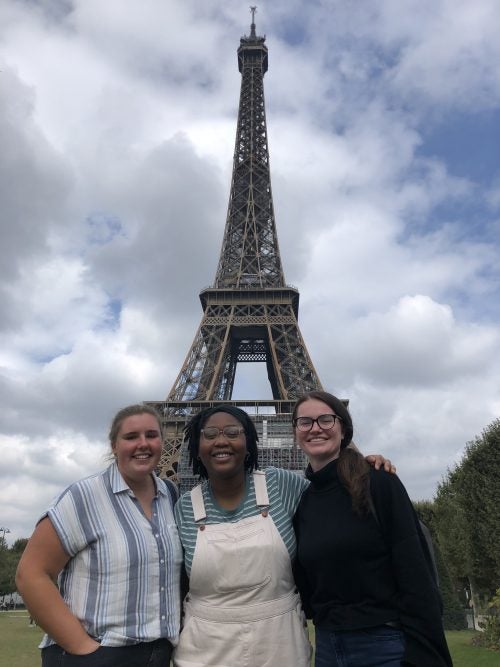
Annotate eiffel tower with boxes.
[148,10,323,489]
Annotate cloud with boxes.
[0,430,105,539]
[0,67,73,284]
[1,0,499,544]
[335,294,499,386]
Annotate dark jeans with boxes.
[315,625,405,667]
[41,639,173,667]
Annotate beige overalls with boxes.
[173,471,312,667]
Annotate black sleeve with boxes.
[180,561,190,601]
[370,470,453,667]
[292,506,314,619]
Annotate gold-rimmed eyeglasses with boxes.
[201,426,245,440]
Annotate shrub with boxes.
[473,589,500,651]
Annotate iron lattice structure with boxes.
[148,15,323,490]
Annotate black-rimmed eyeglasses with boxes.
[201,426,245,440]
[293,414,342,432]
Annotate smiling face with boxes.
[112,412,162,486]
[198,411,247,482]
[294,398,345,471]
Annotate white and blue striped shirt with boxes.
[39,462,183,648]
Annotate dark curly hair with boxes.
[184,405,260,479]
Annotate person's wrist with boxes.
[67,636,100,655]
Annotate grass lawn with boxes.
[0,611,44,667]
[445,630,499,667]
[1,611,498,666]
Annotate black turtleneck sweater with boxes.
[293,459,452,667]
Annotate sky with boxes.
[1,0,499,545]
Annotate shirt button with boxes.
[155,533,160,538]
[160,559,164,564]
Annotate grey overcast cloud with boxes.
[1,0,500,544]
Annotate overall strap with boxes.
[253,470,269,507]
[190,485,206,522]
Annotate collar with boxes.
[107,461,166,497]
[305,458,340,490]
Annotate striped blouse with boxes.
[39,462,183,648]
[174,467,309,575]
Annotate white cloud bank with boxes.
[1,0,499,543]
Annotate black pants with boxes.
[41,639,173,667]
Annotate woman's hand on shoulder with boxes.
[365,454,396,473]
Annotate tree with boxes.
[0,549,16,598]
[434,468,470,582]
[434,418,500,617]
[414,500,466,629]
[0,538,28,598]
[11,538,28,555]
[457,420,500,591]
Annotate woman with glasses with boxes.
[292,391,452,667]
[172,404,392,667]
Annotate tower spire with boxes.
[215,9,278,289]
[250,6,257,38]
